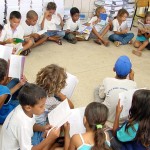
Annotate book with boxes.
[61,73,79,99]
[68,107,86,137]
[77,25,92,40]
[13,38,24,44]
[8,55,25,79]
[0,45,13,61]
[138,19,150,33]
[99,13,108,26]
[48,99,71,128]
[119,88,146,118]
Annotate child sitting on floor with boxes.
[113,89,150,150]
[32,64,74,145]
[132,12,150,57]
[0,58,26,124]
[39,2,65,45]
[0,83,61,150]
[63,7,84,44]
[64,102,111,150]
[89,6,112,46]
[94,56,137,126]
[3,11,33,56]
[21,10,48,49]
[109,9,134,47]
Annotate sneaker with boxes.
[114,41,121,47]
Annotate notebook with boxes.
[8,55,25,79]
[61,73,79,99]
[68,107,86,137]
[0,45,13,61]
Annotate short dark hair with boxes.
[18,83,46,107]
[70,7,80,16]
[0,24,3,31]
[117,8,129,17]
[0,58,8,82]
[26,10,38,19]
[9,11,21,20]
[47,2,56,10]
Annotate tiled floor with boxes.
[24,27,150,108]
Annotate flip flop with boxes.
[132,50,142,57]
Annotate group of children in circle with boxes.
[0,53,150,150]
[0,2,150,56]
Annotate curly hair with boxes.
[0,58,8,82]
[36,64,67,97]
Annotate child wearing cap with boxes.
[94,55,137,126]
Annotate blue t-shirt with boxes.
[117,122,139,142]
[0,85,13,124]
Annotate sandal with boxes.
[55,39,62,45]
[20,50,29,56]
[94,39,102,45]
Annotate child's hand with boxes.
[44,10,50,18]
[64,122,70,134]
[141,28,146,34]
[5,38,13,44]
[12,48,17,54]
[122,29,128,34]
[43,124,52,132]
[47,127,60,140]
[19,75,27,86]
[129,69,134,81]
[116,100,123,116]
[66,29,70,33]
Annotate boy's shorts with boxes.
[44,30,65,38]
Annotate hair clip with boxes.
[96,124,103,129]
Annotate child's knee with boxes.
[129,33,134,38]
[134,41,141,48]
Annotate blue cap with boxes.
[115,56,132,77]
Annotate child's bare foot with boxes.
[114,41,121,47]
[132,50,142,56]
[129,40,133,44]
[94,39,102,45]
[102,40,109,47]
[55,39,62,45]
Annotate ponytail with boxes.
[91,125,111,150]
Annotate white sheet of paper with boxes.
[0,45,13,61]
[48,99,71,128]
[61,73,78,99]
[8,55,25,79]
[119,89,137,118]
[68,107,86,137]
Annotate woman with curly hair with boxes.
[32,64,74,146]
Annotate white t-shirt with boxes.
[39,14,61,30]
[0,105,35,150]
[89,16,109,33]
[3,23,24,40]
[21,21,37,36]
[99,78,137,123]
[63,18,80,32]
[113,18,128,32]
[0,30,6,41]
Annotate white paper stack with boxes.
[0,0,5,25]
[6,0,19,20]
[19,0,31,21]
[31,0,43,19]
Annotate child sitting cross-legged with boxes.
[32,64,74,146]
[0,83,61,150]
[21,10,48,49]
